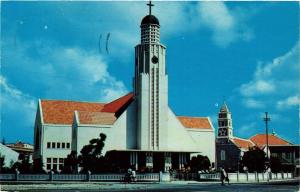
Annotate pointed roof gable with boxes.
[177,116,212,129]
[231,137,255,150]
[220,102,229,113]
[102,93,134,115]
[250,134,291,147]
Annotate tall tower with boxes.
[134,1,168,150]
[217,102,233,138]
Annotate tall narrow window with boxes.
[221,150,226,161]
[52,142,56,148]
[46,158,51,170]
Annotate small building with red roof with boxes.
[216,103,299,173]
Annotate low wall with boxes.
[199,172,293,182]
[0,173,159,182]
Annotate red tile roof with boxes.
[78,111,116,125]
[41,100,105,124]
[41,93,134,124]
[250,134,291,147]
[231,137,255,150]
[177,116,212,129]
[102,93,134,113]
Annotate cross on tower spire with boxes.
[147,0,154,15]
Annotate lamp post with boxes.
[263,112,271,163]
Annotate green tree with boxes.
[241,146,267,172]
[187,155,211,172]
[11,154,31,173]
[78,133,107,173]
[32,157,46,174]
[62,151,78,174]
[270,156,282,173]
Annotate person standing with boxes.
[224,168,230,185]
[220,167,225,185]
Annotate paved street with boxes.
[1,181,299,192]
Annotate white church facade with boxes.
[33,3,216,172]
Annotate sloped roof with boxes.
[40,93,133,124]
[78,111,116,125]
[41,100,105,124]
[220,102,229,113]
[102,93,134,114]
[177,116,212,129]
[231,137,255,150]
[250,134,291,147]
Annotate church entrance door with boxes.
[153,152,164,172]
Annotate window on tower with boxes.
[219,113,227,118]
[221,150,226,161]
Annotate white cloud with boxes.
[240,80,275,97]
[243,98,265,109]
[2,39,128,103]
[277,95,300,110]
[239,42,299,109]
[0,75,36,141]
[197,2,253,48]
[34,1,253,53]
[0,76,36,112]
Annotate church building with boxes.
[33,3,216,172]
[216,102,299,172]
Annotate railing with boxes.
[199,173,219,180]
[199,172,294,182]
[0,174,15,180]
[53,174,86,181]
[171,172,199,181]
[90,174,123,181]
[0,173,160,182]
[19,174,49,181]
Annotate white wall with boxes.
[0,143,19,167]
[75,109,129,155]
[42,125,72,168]
[187,129,216,164]
[126,101,137,149]
[166,108,199,152]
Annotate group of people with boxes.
[220,167,230,185]
[124,168,136,183]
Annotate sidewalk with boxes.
[1,178,299,191]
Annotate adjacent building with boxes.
[216,102,299,173]
[33,4,216,172]
[5,141,34,159]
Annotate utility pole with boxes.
[263,112,271,162]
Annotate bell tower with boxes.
[134,1,168,150]
[217,102,233,138]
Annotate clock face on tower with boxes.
[152,56,158,64]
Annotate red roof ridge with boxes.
[101,92,134,114]
[249,133,292,146]
[233,137,255,144]
[231,137,255,149]
[41,99,106,105]
[177,116,209,119]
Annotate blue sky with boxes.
[1,1,299,144]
